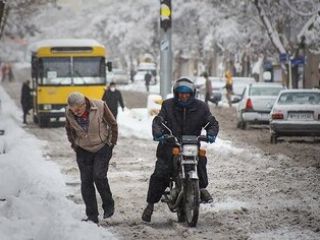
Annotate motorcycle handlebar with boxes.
[198,135,208,142]
[163,135,208,143]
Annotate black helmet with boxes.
[173,77,196,97]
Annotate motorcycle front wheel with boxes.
[176,204,185,222]
[183,179,200,227]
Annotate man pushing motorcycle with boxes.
[142,77,219,222]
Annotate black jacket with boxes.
[102,89,124,116]
[152,98,219,159]
[20,83,33,111]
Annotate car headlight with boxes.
[43,104,52,110]
[182,145,198,156]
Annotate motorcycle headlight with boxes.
[182,145,198,156]
[43,104,52,110]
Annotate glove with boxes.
[207,135,216,144]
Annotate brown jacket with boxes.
[65,98,118,153]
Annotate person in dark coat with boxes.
[20,80,33,124]
[142,77,219,222]
[144,71,152,92]
[102,82,125,119]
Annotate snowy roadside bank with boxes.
[0,86,116,240]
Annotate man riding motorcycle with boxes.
[142,77,219,222]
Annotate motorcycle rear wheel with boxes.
[184,179,200,227]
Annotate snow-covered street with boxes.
[1,78,319,240]
[1,1,320,239]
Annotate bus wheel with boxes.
[39,117,49,128]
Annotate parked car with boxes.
[194,77,224,104]
[109,68,129,85]
[269,89,320,144]
[236,82,285,129]
[194,76,256,105]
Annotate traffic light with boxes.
[160,0,171,31]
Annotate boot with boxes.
[200,189,213,203]
[142,203,154,222]
[103,203,115,219]
[81,217,99,224]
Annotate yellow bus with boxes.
[30,39,111,127]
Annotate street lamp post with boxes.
[160,0,172,99]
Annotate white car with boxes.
[194,76,255,105]
[236,82,284,129]
[269,89,320,144]
[109,68,129,85]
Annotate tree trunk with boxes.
[304,50,320,88]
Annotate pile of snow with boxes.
[118,108,153,140]
[0,87,115,240]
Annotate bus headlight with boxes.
[182,145,198,156]
[43,104,52,110]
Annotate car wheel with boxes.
[240,121,247,130]
[270,134,278,144]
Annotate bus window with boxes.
[41,57,71,85]
[73,57,105,84]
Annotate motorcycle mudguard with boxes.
[187,170,199,179]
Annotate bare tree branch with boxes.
[253,0,286,54]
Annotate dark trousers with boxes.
[146,156,208,204]
[76,144,114,220]
[110,110,118,119]
[22,106,29,123]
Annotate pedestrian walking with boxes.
[102,82,125,119]
[65,92,118,224]
[20,80,33,124]
[144,71,152,92]
[202,72,219,106]
[225,70,234,107]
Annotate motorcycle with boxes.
[159,119,210,227]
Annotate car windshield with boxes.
[278,92,320,105]
[249,86,282,96]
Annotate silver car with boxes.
[269,89,320,143]
[109,68,129,85]
[236,82,284,129]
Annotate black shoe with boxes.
[82,217,99,224]
[142,203,154,222]
[200,189,213,203]
[103,205,115,219]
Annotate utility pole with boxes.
[160,0,172,99]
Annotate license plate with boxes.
[288,113,313,120]
[261,113,270,119]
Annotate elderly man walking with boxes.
[65,92,118,224]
